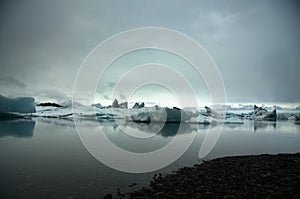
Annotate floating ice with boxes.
[132,102,145,109]
[254,105,276,121]
[112,99,128,108]
[295,115,300,124]
[38,102,63,108]
[130,107,191,123]
[0,95,36,113]
[91,103,102,109]
[3,95,296,126]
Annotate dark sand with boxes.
[128,153,300,199]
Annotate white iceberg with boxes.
[187,106,243,124]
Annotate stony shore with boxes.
[128,153,300,198]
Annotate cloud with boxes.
[39,89,69,101]
[0,76,31,98]
[0,76,27,89]
[119,92,127,100]
[96,81,116,101]
[0,0,299,103]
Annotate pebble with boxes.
[129,153,300,198]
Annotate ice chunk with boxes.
[254,105,276,121]
[132,102,145,109]
[130,109,151,122]
[204,106,222,118]
[130,107,191,123]
[91,103,102,109]
[187,114,212,124]
[187,107,243,124]
[0,95,36,113]
[38,102,63,108]
[295,115,300,124]
[112,99,128,108]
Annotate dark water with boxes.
[0,119,300,198]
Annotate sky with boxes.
[0,0,299,106]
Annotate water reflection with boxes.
[0,118,299,198]
[224,123,243,129]
[34,117,75,127]
[33,118,292,136]
[254,121,276,132]
[0,119,36,137]
[4,117,298,140]
[123,122,201,137]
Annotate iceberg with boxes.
[203,106,223,118]
[38,102,64,108]
[295,115,300,124]
[132,102,145,109]
[130,106,191,123]
[112,99,128,109]
[187,114,212,124]
[91,103,102,109]
[254,105,276,121]
[129,106,243,124]
[188,106,243,124]
[0,95,36,113]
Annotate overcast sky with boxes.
[0,0,299,105]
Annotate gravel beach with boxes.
[129,153,300,199]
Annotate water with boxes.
[0,118,300,198]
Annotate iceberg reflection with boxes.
[0,120,35,138]
[254,121,276,132]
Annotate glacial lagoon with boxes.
[0,118,300,198]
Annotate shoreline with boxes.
[128,153,300,198]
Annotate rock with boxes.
[129,153,300,199]
[102,193,112,199]
[129,182,138,187]
[224,195,236,199]
[153,191,164,197]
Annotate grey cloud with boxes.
[103,95,110,100]
[120,92,127,100]
[0,76,27,89]
[39,89,69,101]
[96,81,116,101]
[0,0,299,104]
